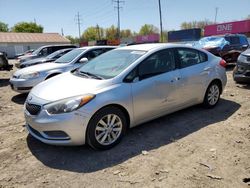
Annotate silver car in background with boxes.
[10,46,115,93]
[25,43,227,150]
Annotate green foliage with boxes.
[105,25,118,40]
[120,29,133,38]
[82,25,104,41]
[11,22,43,33]
[0,21,8,32]
[180,19,213,30]
[65,35,80,44]
[139,24,159,35]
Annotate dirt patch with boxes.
[0,61,249,187]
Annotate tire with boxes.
[203,82,221,108]
[86,106,127,150]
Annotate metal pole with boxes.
[158,0,163,42]
[214,7,218,23]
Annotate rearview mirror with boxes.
[79,57,88,63]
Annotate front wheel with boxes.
[203,82,221,108]
[86,106,127,150]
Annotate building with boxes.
[204,20,250,38]
[0,32,70,58]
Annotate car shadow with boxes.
[0,78,9,87]
[236,84,250,90]
[226,64,235,71]
[27,98,240,173]
[11,93,28,104]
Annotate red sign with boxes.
[204,20,250,36]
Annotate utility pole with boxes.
[96,24,101,40]
[214,7,218,23]
[75,12,82,45]
[113,0,124,40]
[158,0,163,42]
[61,28,64,36]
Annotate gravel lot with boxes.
[0,60,249,188]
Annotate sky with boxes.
[0,0,249,37]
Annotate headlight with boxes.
[238,54,249,64]
[44,94,95,114]
[18,72,40,79]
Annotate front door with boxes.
[130,49,181,124]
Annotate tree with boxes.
[180,19,213,30]
[65,35,80,44]
[120,29,133,38]
[105,25,118,40]
[11,22,43,33]
[0,21,8,32]
[247,15,250,20]
[82,25,104,41]
[139,24,159,35]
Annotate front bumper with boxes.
[233,62,250,83]
[25,105,91,146]
[9,77,44,93]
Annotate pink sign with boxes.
[136,33,160,43]
[204,20,250,36]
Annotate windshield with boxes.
[77,49,146,79]
[46,50,63,59]
[55,48,85,63]
[195,36,229,48]
[32,47,43,55]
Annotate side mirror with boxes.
[79,57,88,63]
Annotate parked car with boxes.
[24,43,227,150]
[15,49,34,59]
[233,48,250,83]
[0,52,13,71]
[16,48,74,68]
[18,44,77,63]
[194,34,249,63]
[10,46,115,93]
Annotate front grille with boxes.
[26,103,41,115]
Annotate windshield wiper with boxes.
[79,71,104,80]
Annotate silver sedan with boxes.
[24,43,227,150]
[10,46,115,93]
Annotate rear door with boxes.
[175,48,209,105]
[128,49,182,124]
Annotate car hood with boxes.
[13,63,66,77]
[31,72,113,101]
[242,49,250,56]
[21,57,49,65]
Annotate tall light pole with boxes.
[214,7,218,23]
[158,0,163,42]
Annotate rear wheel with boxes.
[87,106,127,150]
[203,82,221,108]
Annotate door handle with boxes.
[171,77,180,82]
[203,67,212,71]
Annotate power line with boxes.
[113,0,125,39]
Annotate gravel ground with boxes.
[0,60,249,188]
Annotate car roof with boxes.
[78,46,117,50]
[117,43,191,52]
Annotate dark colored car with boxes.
[195,34,249,63]
[18,44,77,63]
[0,52,13,71]
[233,48,250,83]
[17,48,74,68]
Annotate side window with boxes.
[177,48,207,68]
[239,36,249,45]
[40,48,48,56]
[229,37,240,45]
[138,49,175,80]
[84,49,104,60]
